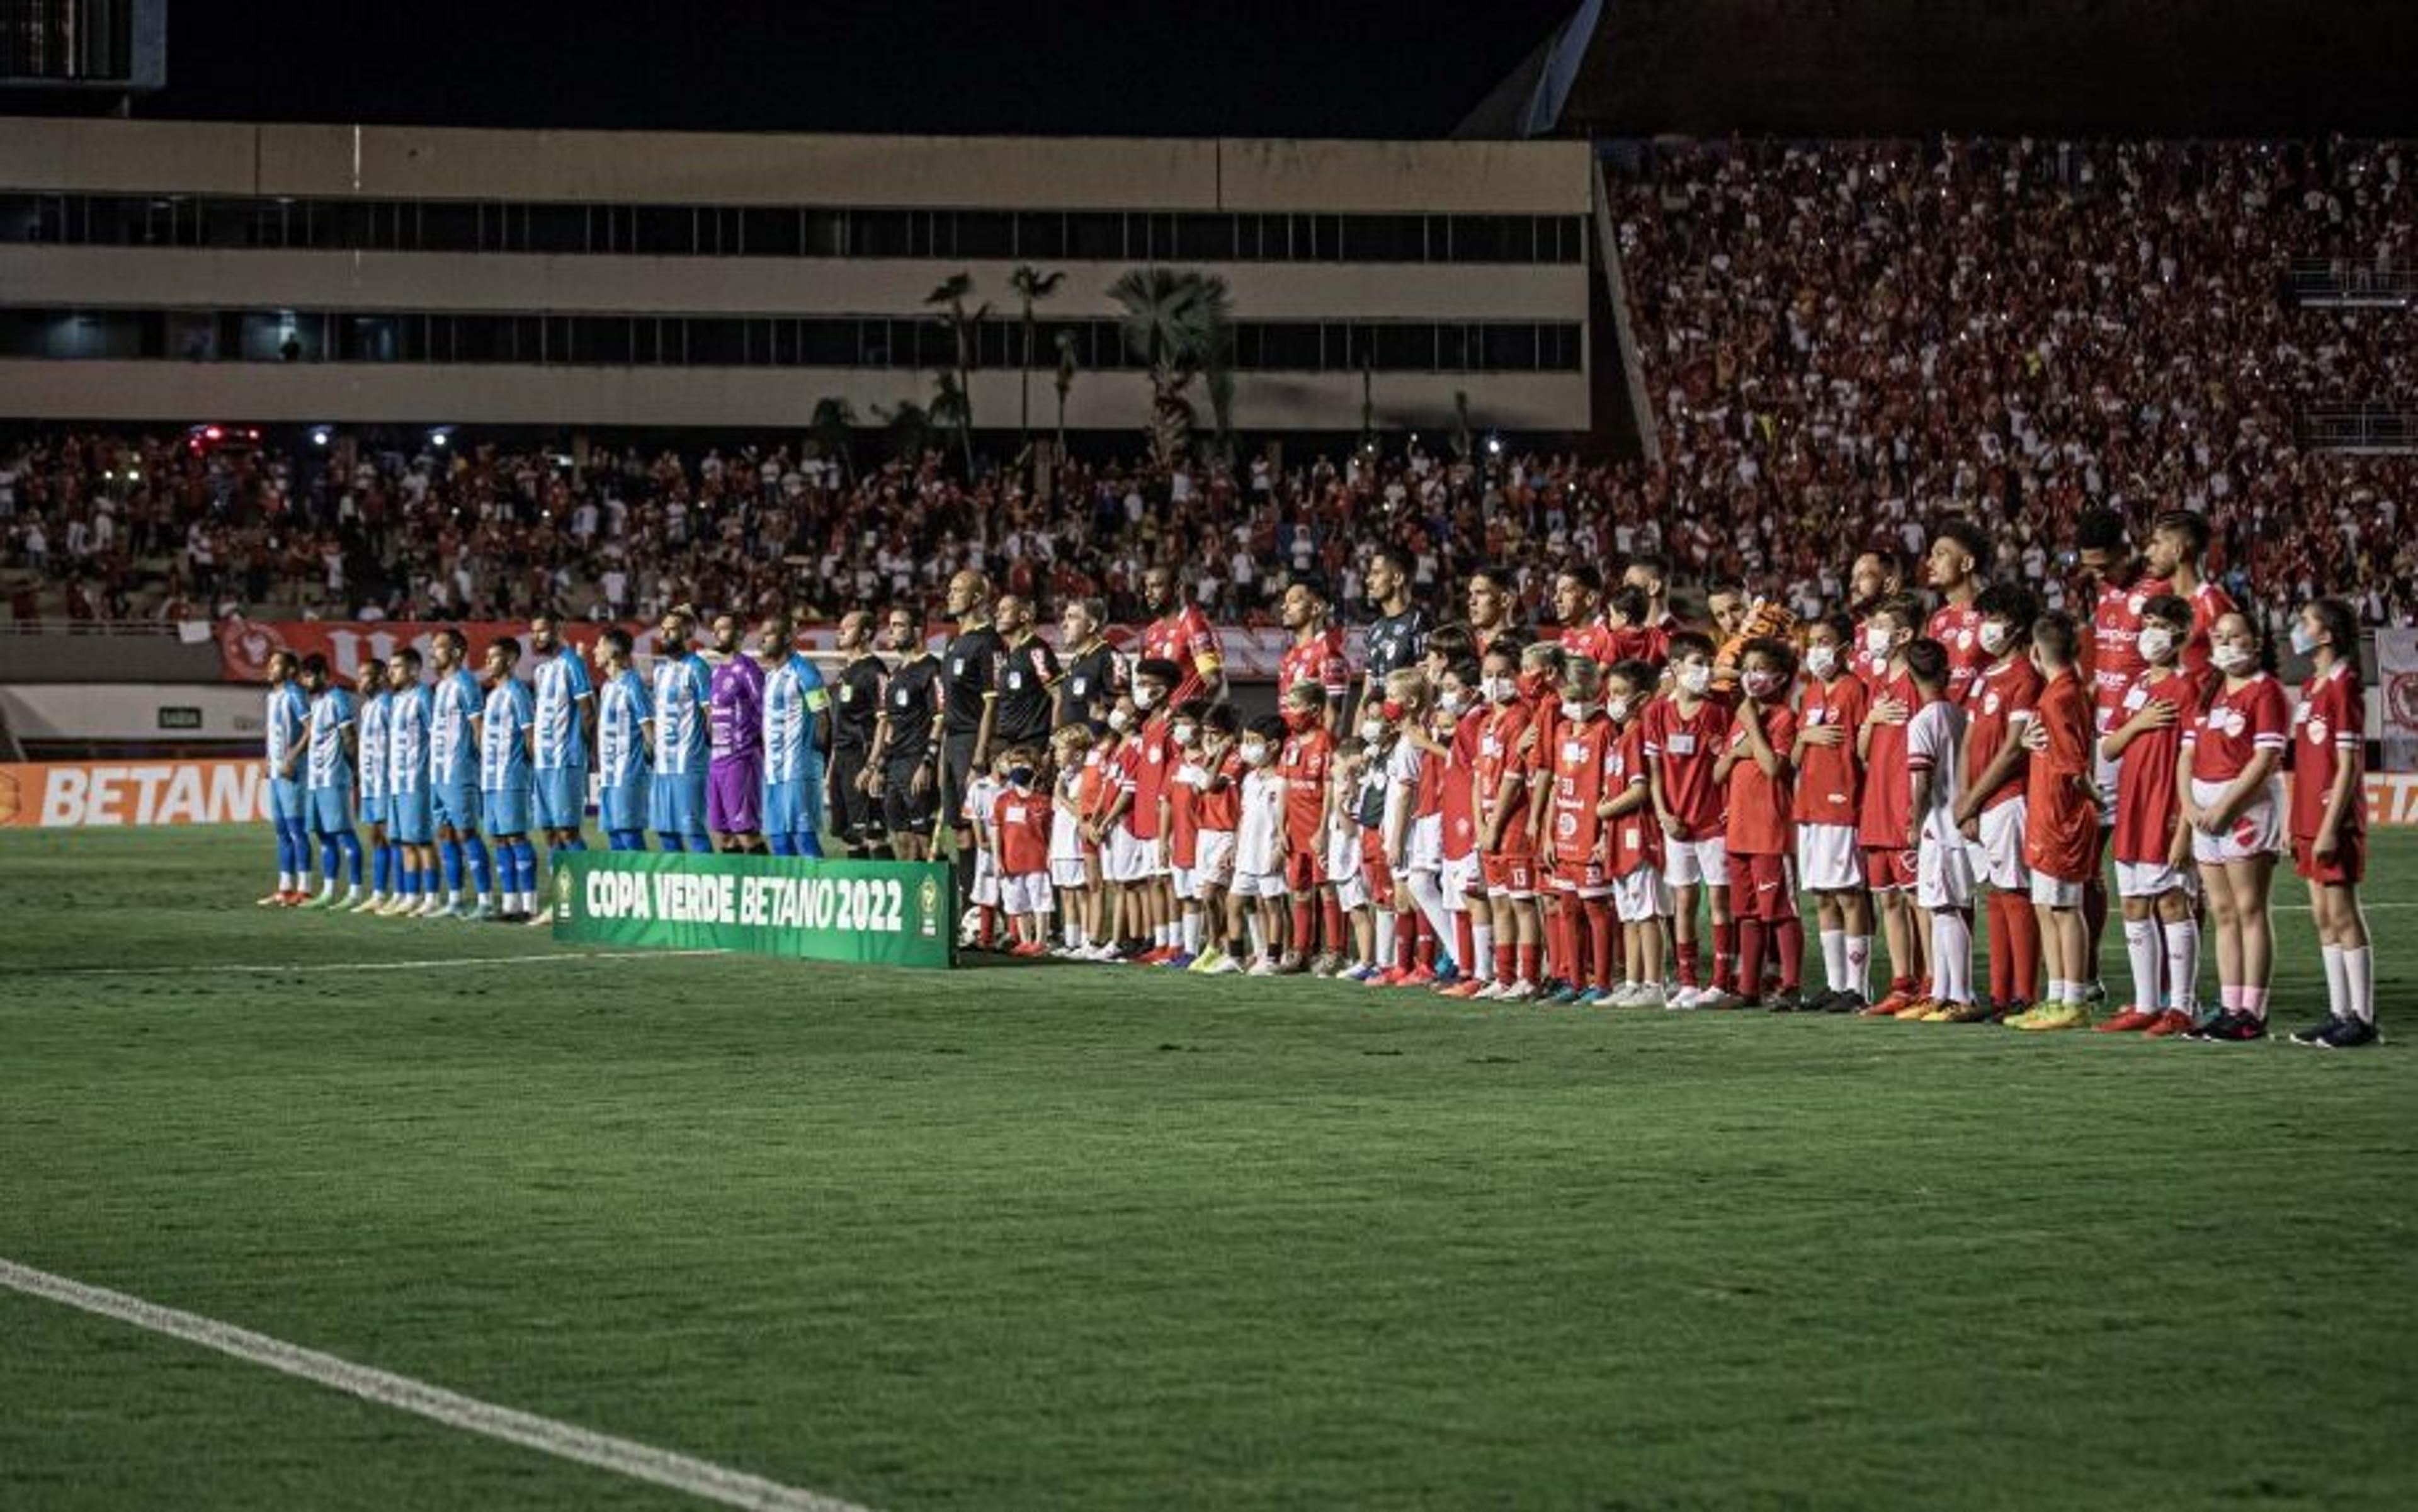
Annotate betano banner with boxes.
[0,758,271,828]
[550,851,955,968]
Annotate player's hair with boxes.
[431,626,465,653]
[1903,637,1950,688]
[1666,628,1716,662]
[598,625,633,657]
[2152,508,2211,557]
[2141,593,2193,631]
[2305,598,2361,680]
[531,608,560,628]
[1204,704,1241,736]
[1560,657,1603,697]
[1870,592,1924,632]
[392,646,423,670]
[1555,561,1604,594]
[1049,722,1093,753]
[1247,713,1289,742]
[1933,516,1989,564]
[1285,574,1331,605]
[2033,610,2080,666]
[300,652,329,678]
[1382,667,1433,709]
[489,635,522,662]
[1810,610,1856,646]
[2213,610,2276,676]
[2075,507,2131,554]
[666,603,698,627]
[1626,552,1671,584]
[1173,696,1212,724]
[1705,576,1747,602]
[1481,632,1527,665]
[1064,596,1103,626]
[1334,735,1366,760]
[1604,583,1650,626]
[1740,635,1797,679]
[1445,657,1482,691]
[1973,583,2038,637]
[1466,564,1514,592]
[1424,622,1476,663]
[1604,658,1657,700]
[1283,679,1327,710]
[1134,657,1183,688]
[1519,641,1567,676]
[1853,547,1907,584]
[1369,544,1415,579]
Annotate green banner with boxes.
[550,852,955,969]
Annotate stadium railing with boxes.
[2298,404,2418,453]
[2284,259,2417,308]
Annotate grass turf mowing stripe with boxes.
[0,1256,869,1512]
[28,949,731,977]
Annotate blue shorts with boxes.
[482,785,532,838]
[649,770,708,838]
[359,791,389,827]
[389,787,434,844]
[433,782,480,835]
[268,775,305,823]
[762,777,824,839]
[307,785,355,836]
[599,777,649,834]
[535,767,587,830]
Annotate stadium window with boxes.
[1345,215,1426,263]
[1176,213,1232,260]
[634,205,692,256]
[801,317,856,367]
[1373,322,1435,371]
[853,210,911,258]
[701,207,744,257]
[976,320,1012,369]
[1543,323,1581,370]
[912,318,953,371]
[572,317,630,365]
[0,195,46,242]
[743,207,801,258]
[1481,322,1539,371]
[803,210,847,257]
[856,319,894,368]
[1014,211,1066,260]
[685,317,743,365]
[527,204,585,254]
[336,315,399,363]
[1436,322,1471,371]
[1067,212,1123,261]
[1253,321,1321,370]
[419,200,477,253]
[957,211,1014,259]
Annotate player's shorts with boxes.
[969,846,1001,907]
[999,871,1052,918]
[387,786,433,844]
[1405,813,1445,875]
[433,781,480,835]
[2292,831,2365,887]
[1332,869,1370,912]
[533,767,586,830]
[2029,870,2085,908]
[1359,827,1395,899]
[358,790,389,827]
[1795,822,1861,892]
[599,778,649,835]
[880,763,939,838]
[1171,864,1200,902]
[1665,835,1729,889]
[1915,834,1974,912]
[763,776,823,841]
[708,758,763,834]
[1732,850,1793,921]
[1195,829,1237,889]
[940,731,981,829]
[1230,868,1288,901]
[1482,851,1538,899]
[2092,742,2121,827]
[1862,844,1917,892]
[267,775,304,823]
[1550,855,1613,900]
[305,785,354,835]
[482,784,531,838]
[2189,776,2284,867]
[2115,858,2196,899]
[650,770,708,838]
[1283,843,1323,894]
[1441,851,1480,908]
[1104,826,1154,885]
[1325,825,1361,887]
[829,749,879,843]
[1612,865,1671,924]
[1050,856,1089,890]
[1973,800,2030,892]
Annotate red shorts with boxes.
[1283,843,1322,894]
[1359,827,1394,897]
[2292,831,2364,886]
[1481,851,1537,897]
[1732,850,1794,921]
[1861,846,1917,892]
[1551,855,1610,897]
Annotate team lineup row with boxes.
[252,509,2380,1049]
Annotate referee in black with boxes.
[824,608,887,858]
[990,592,1060,751]
[938,570,1005,906]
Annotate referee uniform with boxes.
[828,650,886,850]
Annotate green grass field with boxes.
[2,824,2412,1510]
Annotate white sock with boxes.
[1845,934,1872,997]
[1183,911,1203,954]
[2344,945,2374,1024]
[1471,923,1494,981]
[2164,916,2200,1011]
[1933,910,1972,1003]
[1819,929,1846,992]
[2048,977,2071,1004]
[2124,918,2162,1014]
[2321,944,2347,1018]
[1407,872,1451,949]
[1375,909,1398,968]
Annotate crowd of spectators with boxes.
[1,136,2412,635]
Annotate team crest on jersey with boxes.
[1984,691,2002,715]
[1555,813,1578,839]
[2307,717,2329,746]
[1957,628,1975,649]
[2129,593,2147,614]
[1562,741,1585,763]
[2211,706,2247,737]
[951,658,965,675]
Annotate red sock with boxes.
[2006,895,2042,1002]
[1513,941,1537,986]
[979,905,996,947]
[1321,895,1345,955]
[1453,912,1474,976]
[1713,919,1737,994]
[1584,898,1616,991]
[1554,907,1579,983]
[1290,899,1314,958]
[1775,911,1803,991]
[1415,918,1436,970]
[1985,895,2011,1003]
[1737,918,1766,1002]
[1676,936,1700,988]
[1393,912,1417,971]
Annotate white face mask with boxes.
[1171,723,1198,746]
[1133,686,1160,710]
[2212,642,2255,675]
[1604,697,1632,724]
[1439,690,1469,715]
[1484,675,1517,705]
[1805,644,1839,679]
[1108,708,1133,732]
[1741,669,1779,698]
[1865,625,1896,659]
[2136,625,2176,665]
[1676,662,1712,696]
[1978,620,2011,656]
[1359,717,1387,742]
[1240,742,1269,766]
[1560,698,1592,720]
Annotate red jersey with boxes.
[1195,752,1242,832]
[2023,669,2097,882]
[1123,713,1177,839]
[1603,721,1659,876]
[2176,579,2239,696]
[1277,724,1335,851]
[1793,673,1868,826]
[1473,699,1536,856]
[1442,715,1484,861]
[1963,657,2043,814]
[1548,712,1618,866]
[1414,738,1446,819]
[2110,668,2196,864]
[1079,745,1116,822]
[1722,701,1798,856]
[1165,763,1201,870]
[1856,670,1918,848]
[2187,673,2289,784]
[1141,605,1223,707]
[993,787,1052,875]
[2089,572,2169,725]
[2291,664,2362,839]
[1926,601,1990,705]
[1277,626,1351,707]
[1606,623,1669,669]
[1557,620,1618,667]
[1643,694,1733,837]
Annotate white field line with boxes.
[37,950,730,977]
[0,1256,870,1512]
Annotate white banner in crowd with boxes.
[2379,628,2418,773]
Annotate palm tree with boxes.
[929,372,972,465]
[875,399,933,465]
[1008,264,1065,448]
[1106,266,1234,469]
[807,395,856,486]
[1052,328,1079,459]
[922,273,988,475]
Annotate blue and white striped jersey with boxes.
[651,652,713,776]
[429,668,485,788]
[357,690,391,801]
[387,683,433,795]
[598,668,653,788]
[479,678,535,792]
[266,681,309,777]
[762,653,829,783]
[531,647,593,773]
[305,687,356,790]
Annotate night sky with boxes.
[143,0,1577,139]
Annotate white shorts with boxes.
[2092,744,2121,826]
[1666,835,1729,889]
[2115,858,2196,899]
[1795,822,1860,893]
[2189,776,2285,866]
[1613,867,1671,924]
[1193,829,1236,888]
[1105,827,1154,884]
[1974,800,2030,892]
[1231,869,1287,901]
[2030,871,2084,908]
[970,849,1001,907]
[1406,814,1445,875]
[1333,872,1370,912]
[1171,864,1200,903]
[999,872,1053,917]
[1442,851,1480,907]
[1915,834,1974,911]
[1050,857,1089,890]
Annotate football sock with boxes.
[1737,918,1766,1001]
[1182,911,1203,955]
[1933,908,1973,1004]
[371,843,392,895]
[318,836,339,884]
[1819,929,1847,992]
[338,831,363,885]
[1675,936,1700,989]
[768,834,796,856]
[1375,909,1398,969]
[440,839,464,899]
[2242,984,2269,1020]
[1583,897,1615,991]
[1291,900,1315,954]
[2006,899,2041,1001]
[658,833,686,853]
[1454,912,1475,978]
[1845,935,1872,997]
[465,835,494,895]
[1407,872,1450,954]
[794,830,822,858]
[2164,916,2200,1011]
[2344,945,2375,1024]
[1322,895,1346,955]
[1470,922,1492,982]
[2123,918,2160,1013]
[1516,941,1539,985]
[1712,919,1737,994]
[1774,914,1803,991]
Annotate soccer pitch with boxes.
[2,827,2411,1510]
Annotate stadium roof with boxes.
[1458,0,2418,139]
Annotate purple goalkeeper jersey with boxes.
[709,654,766,765]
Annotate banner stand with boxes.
[551,853,956,969]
